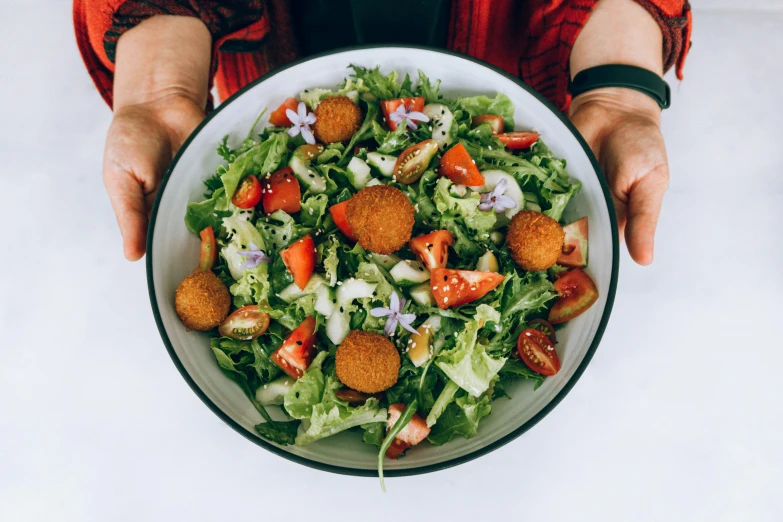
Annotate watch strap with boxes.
[569,64,671,110]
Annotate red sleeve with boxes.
[73,0,271,108]
[519,0,692,111]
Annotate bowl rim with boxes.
[146,44,619,478]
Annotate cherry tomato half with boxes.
[218,305,270,340]
[394,139,439,184]
[269,97,299,127]
[438,142,485,186]
[262,167,301,215]
[232,175,262,209]
[198,226,217,272]
[471,114,504,134]
[517,328,561,376]
[409,230,454,269]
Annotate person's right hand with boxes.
[104,95,205,260]
[105,15,212,260]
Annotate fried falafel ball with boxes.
[346,185,415,254]
[506,210,565,272]
[335,331,401,394]
[175,270,231,331]
[312,96,363,144]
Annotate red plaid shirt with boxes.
[74,0,692,112]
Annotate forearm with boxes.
[113,15,212,111]
[570,0,664,117]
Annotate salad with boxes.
[175,65,598,486]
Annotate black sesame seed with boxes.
[271,230,277,235]
[441,110,445,115]
[309,174,315,178]
[282,235,287,241]
[296,340,303,345]
[441,131,446,136]
[339,306,344,313]
[332,299,337,304]
[443,275,448,282]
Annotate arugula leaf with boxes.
[340,96,380,166]
[498,359,545,389]
[426,379,459,427]
[255,420,300,446]
[375,122,411,154]
[185,188,230,236]
[361,422,385,448]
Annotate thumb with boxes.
[103,111,171,261]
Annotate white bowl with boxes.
[147,46,619,476]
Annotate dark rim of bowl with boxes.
[146,44,619,478]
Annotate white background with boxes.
[1,2,782,521]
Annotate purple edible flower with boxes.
[478,178,518,213]
[388,103,429,131]
[237,242,271,269]
[370,291,418,337]
[285,102,317,144]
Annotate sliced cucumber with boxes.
[314,285,336,318]
[490,231,505,245]
[475,170,525,220]
[390,260,430,286]
[255,375,295,406]
[346,157,372,189]
[278,274,326,303]
[336,278,377,303]
[365,178,382,187]
[409,282,435,307]
[290,145,327,193]
[423,103,455,150]
[371,253,403,271]
[476,251,499,273]
[366,152,397,177]
[326,309,351,345]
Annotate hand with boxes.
[104,95,205,260]
[105,15,211,260]
[570,87,669,265]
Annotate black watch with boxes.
[569,64,671,110]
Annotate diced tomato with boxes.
[384,403,430,459]
[394,139,439,184]
[517,328,561,376]
[271,317,317,379]
[232,175,262,209]
[269,97,299,127]
[262,167,301,214]
[471,114,504,134]
[281,234,316,290]
[218,305,270,341]
[557,217,588,268]
[548,268,599,324]
[430,268,504,309]
[409,230,454,269]
[438,143,485,186]
[328,199,356,240]
[497,131,540,150]
[198,226,217,272]
[381,97,425,131]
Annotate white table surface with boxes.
[2,3,781,521]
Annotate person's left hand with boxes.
[569,86,669,265]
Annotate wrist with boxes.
[570,87,661,123]
[113,15,212,111]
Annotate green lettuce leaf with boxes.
[432,177,496,234]
[300,193,329,228]
[416,70,441,104]
[426,379,459,427]
[348,64,400,99]
[283,351,329,420]
[229,264,270,307]
[296,392,387,446]
[321,235,341,287]
[459,93,515,130]
[361,422,386,448]
[221,132,290,200]
[375,121,411,154]
[185,187,231,236]
[435,304,506,397]
[498,359,546,389]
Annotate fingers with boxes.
[624,165,669,265]
[103,112,171,261]
[104,163,150,261]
